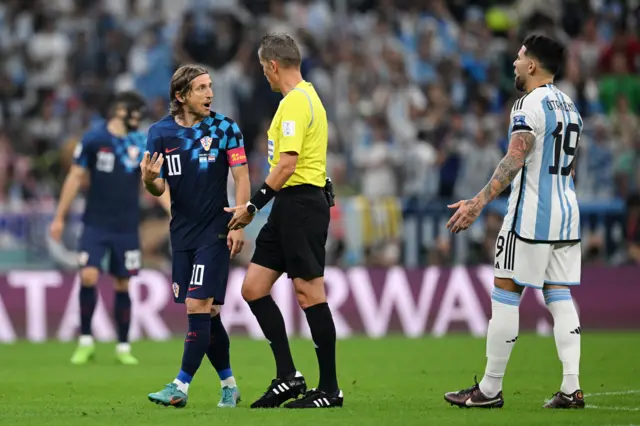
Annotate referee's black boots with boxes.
[250,373,307,408]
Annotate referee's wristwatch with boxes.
[246,201,258,216]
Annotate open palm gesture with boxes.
[140,152,164,183]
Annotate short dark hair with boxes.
[169,64,209,117]
[523,34,566,76]
[258,33,301,68]
[109,91,146,117]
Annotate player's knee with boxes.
[293,277,326,309]
[241,279,268,302]
[241,284,261,302]
[80,267,100,287]
[113,278,129,292]
[185,297,212,314]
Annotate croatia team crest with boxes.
[127,145,140,160]
[200,136,213,151]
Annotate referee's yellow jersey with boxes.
[267,80,327,188]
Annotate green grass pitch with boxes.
[1,333,638,425]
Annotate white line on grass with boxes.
[585,390,640,397]
[542,389,640,412]
[586,404,640,412]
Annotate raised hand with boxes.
[140,151,164,183]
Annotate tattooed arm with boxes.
[446,131,536,233]
[476,132,536,207]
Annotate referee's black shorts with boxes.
[251,184,330,280]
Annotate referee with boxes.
[225,33,342,409]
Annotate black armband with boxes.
[250,182,276,211]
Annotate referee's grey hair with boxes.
[258,33,301,68]
[169,64,209,117]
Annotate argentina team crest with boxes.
[200,136,213,151]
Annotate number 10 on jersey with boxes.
[549,122,580,176]
[166,154,181,176]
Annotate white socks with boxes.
[116,343,131,354]
[221,376,237,388]
[174,377,237,393]
[79,335,94,346]
[173,379,190,394]
[544,289,581,394]
[479,288,521,398]
[479,287,581,397]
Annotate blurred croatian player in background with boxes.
[50,91,149,365]
[142,65,250,409]
[445,35,585,409]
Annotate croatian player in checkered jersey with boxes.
[444,35,585,409]
[143,65,250,409]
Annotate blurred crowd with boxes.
[1,0,640,267]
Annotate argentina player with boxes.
[142,65,250,409]
[444,35,585,409]
[50,91,148,365]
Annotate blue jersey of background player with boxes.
[50,91,148,366]
[141,65,250,409]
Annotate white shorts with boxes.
[493,230,581,289]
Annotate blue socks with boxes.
[207,314,233,381]
[114,291,131,343]
[176,313,211,389]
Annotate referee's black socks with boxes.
[304,302,339,393]
[79,285,97,336]
[248,295,297,379]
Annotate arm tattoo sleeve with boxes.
[478,132,535,205]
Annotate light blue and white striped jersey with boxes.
[502,84,583,243]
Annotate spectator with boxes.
[613,135,640,200]
[626,194,640,264]
[599,52,640,114]
[599,27,640,74]
[128,26,173,102]
[27,14,70,90]
[577,118,616,201]
[454,124,502,200]
[0,0,636,268]
[352,116,398,198]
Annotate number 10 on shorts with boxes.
[190,264,204,286]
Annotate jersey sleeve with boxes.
[146,124,164,178]
[278,91,312,154]
[510,98,542,137]
[224,120,248,168]
[72,133,94,169]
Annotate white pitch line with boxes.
[543,389,640,412]
[585,390,640,397]
[586,404,640,412]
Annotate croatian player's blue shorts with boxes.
[171,238,230,305]
[78,225,141,278]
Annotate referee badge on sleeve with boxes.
[283,121,295,137]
